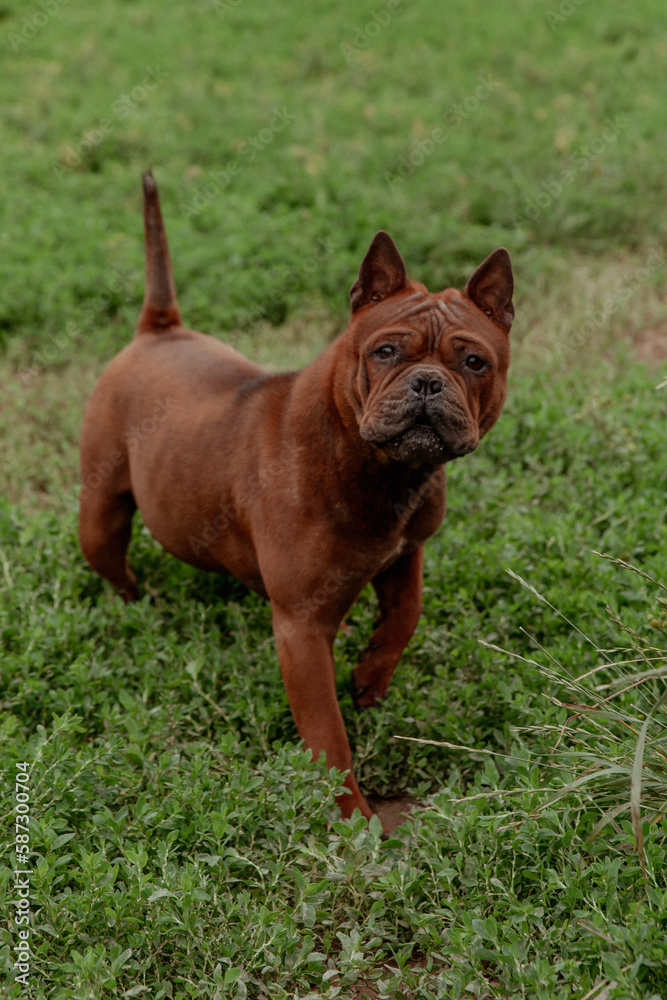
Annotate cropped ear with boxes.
[349,231,408,313]
[464,248,514,332]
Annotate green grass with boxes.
[1,0,667,997]
[2,0,667,357]
[2,364,667,998]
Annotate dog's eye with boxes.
[374,344,396,360]
[465,354,486,371]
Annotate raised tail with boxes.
[136,170,183,334]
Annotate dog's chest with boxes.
[378,488,446,571]
[380,535,411,570]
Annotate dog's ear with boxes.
[350,231,408,313]
[464,248,514,332]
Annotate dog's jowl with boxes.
[79,172,514,829]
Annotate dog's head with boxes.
[343,232,513,467]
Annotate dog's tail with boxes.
[136,170,183,334]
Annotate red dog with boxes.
[79,173,513,827]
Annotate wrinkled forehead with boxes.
[386,287,476,334]
[355,286,491,342]
[351,281,509,368]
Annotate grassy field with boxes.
[1,0,667,997]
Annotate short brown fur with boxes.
[79,173,514,828]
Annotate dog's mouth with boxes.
[386,414,440,447]
[376,412,477,463]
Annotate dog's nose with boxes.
[409,372,444,396]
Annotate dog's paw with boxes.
[350,672,381,710]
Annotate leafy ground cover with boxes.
[1,0,667,997]
[1,363,666,998]
[1,0,666,359]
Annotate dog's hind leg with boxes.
[79,487,138,603]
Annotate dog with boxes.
[79,172,514,828]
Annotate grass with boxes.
[1,0,667,997]
[2,364,667,998]
[2,0,667,357]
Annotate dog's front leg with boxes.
[352,547,424,709]
[272,607,374,822]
